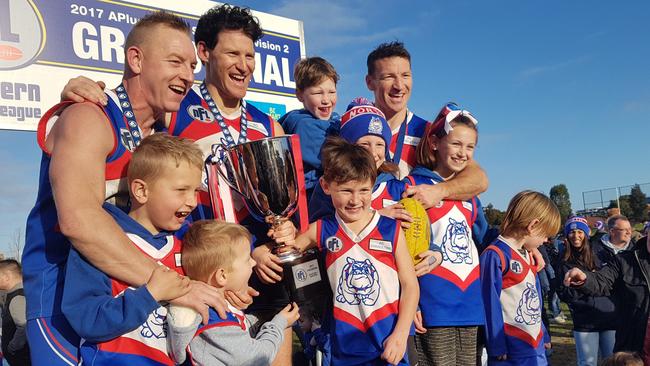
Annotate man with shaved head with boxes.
[22,12,217,365]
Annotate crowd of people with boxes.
[4,3,648,366]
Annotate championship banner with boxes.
[0,0,305,131]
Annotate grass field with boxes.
[291,303,580,365]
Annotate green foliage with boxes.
[629,185,648,223]
[550,184,572,223]
[484,203,505,227]
[608,195,631,217]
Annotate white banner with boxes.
[0,0,305,131]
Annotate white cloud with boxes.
[518,56,589,80]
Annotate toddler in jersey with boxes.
[480,191,560,365]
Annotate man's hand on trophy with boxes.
[225,286,259,310]
[61,75,108,105]
[169,280,229,324]
[267,219,297,248]
[252,244,284,284]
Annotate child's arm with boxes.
[382,228,419,365]
[294,222,318,252]
[189,303,299,365]
[479,248,508,359]
[62,248,189,342]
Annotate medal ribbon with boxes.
[115,83,142,147]
[199,82,248,147]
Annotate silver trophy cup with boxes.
[210,136,302,262]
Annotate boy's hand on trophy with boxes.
[267,220,297,247]
[252,244,283,284]
[226,286,259,310]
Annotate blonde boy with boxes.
[61,133,204,365]
[480,191,561,366]
[287,138,419,365]
[167,220,300,366]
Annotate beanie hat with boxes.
[428,102,478,136]
[339,98,391,155]
[594,220,605,231]
[564,216,590,237]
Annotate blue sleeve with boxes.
[308,184,334,223]
[62,248,160,342]
[472,197,488,248]
[479,249,508,357]
[536,275,552,344]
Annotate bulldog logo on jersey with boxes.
[140,308,166,339]
[441,217,473,264]
[515,282,541,325]
[336,257,380,306]
[326,236,343,252]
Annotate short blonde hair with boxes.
[500,190,561,239]
[127,133,204,184]
[181,220,252,282]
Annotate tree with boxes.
[8,228,24,260]
[484,203,505,227]
[550,184,572,223]
[609,195,631,218]
[629,185,648,223]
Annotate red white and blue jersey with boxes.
[480,236,550,360]
[405,170,486,327]
[316,211,408,366]
[389,111,427,179]
[370,173,407,211]
[65,204,184,366]
[23,91,139,320]
[169,85,276,224]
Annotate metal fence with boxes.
[582,183,650,211]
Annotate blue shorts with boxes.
[27,316,80,366]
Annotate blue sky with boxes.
[1,0,649,254]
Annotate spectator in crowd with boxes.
[600,352,643,366]
[558,217,617,366]
[564,235,650,363]
[590,220,606,245]
[592,215,634,267]
[0,260,30,366]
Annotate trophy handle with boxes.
[209,143,245,196]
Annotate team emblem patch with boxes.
[187,105,214,123]
[368,116,383,134]
[336,257,380,306]
[570,223,577,230]
[325,236,343,252]
[119,128,137,152]
[510,259,523,274]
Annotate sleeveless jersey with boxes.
[78,205,184,365]
[405,174,485,327]
[168,85,276,224]
[317,212,408,366]
[481,237,546,359]
[370,175,407,211]
[389,111,427,179]
[23,90,139,319]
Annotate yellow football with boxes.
[400,197,431,264]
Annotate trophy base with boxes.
[279,249,329,308]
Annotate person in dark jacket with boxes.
[564,235,650,364]
[0,259,30,366]
[558,217,617,366]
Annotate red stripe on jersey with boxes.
[333,300,399,332]
[430,265,480,291]
[98,336,174,365]
[504,323,543,349]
